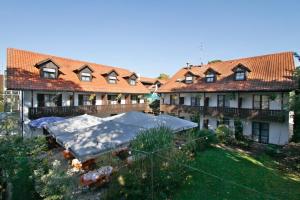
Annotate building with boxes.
[140,77,167,92]
[159,52,299,145]
[6,48,150,120]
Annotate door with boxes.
[204,97,209,107]
[252,122,269,144]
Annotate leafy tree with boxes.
[104,127,191,199]
[149,99,160,115]
[0,135,48,199]
[157,73,169,80]
[290,67,300,142]
[208,59,222,64]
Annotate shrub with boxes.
[215,125,234,143]
[234,119,244,141]
[130,126,174,152]
[34,159,75,200]
[0,135,48,199]
[104,127,191,200]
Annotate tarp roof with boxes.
[45,112,198,162]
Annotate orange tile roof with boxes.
[159,52,297,93]
[140,77,157,84]
[140,77,168,85]
[7,48,150,94]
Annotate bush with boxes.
[234,119,244,141]
[104,127,191,200]
[130,126,174,152]
[0,135,48,199]
[215,125,234,143]
[34,160,75,200]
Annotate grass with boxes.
[173,146,300,200]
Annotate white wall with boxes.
[199,116,290,145]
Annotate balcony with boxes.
[204,107,287,122]
[160,104,201,115]
[28,104,147,119]
[160,104,288,123]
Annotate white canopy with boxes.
[45,112,198,162]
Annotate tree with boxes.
[208,59,222,64]
[291,67,300,142]
[157,73,169,80]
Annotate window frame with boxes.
[234,68,246,81]
[80,72,92,82]
[185,75,193,84]
[205,72,215,83]
[37,93,62,107]
[108,75,117,84]
[253,95,269,110]
[191,97,200,106]
[179,97,185,105]
[129,78,136,86]
[252,122,269,144]
[41,68,57,79]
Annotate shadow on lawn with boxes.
[173,146,300,200]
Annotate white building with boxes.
[6,48,151,121]
[159,52,299,145]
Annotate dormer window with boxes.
[36,58,60,79]
[184,71,198,84]
[204,68,220,83]
[185,75,193,84]
[42,68,56,79]
[108,75,117,84]
[235,68,246,81]
[205,72,215,83]
[129,79,136,85]
[74,64,94,82]
[102,69,119,84]
[81,72,91,81]
[232,64,251,81]
[123,72,138,86]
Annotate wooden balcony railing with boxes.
[160,104,201,115]
[160,104,288,122]
[28,103,147,119]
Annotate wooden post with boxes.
[126,94,131,104]
[102,94,108,105]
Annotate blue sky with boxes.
[0,0,299,77]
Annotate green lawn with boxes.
[174,147,300,200]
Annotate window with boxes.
[131,95,138,104]
[217,117,230,127]
[42,68,56,79]
[78,94,95,106]
[185,75,193,84]
[179,97,185,105]
[191,97,200,106]
[252,122,269,144]
[170,95,176,105]
[235,68,246,81]
[205,72,215,83]
[129,79,136,85]
[108,95,118,104]
[37,94,62,107]
[218,95,230,107]
[253,95,269,109]
[81,72,91,81]
[108,75,117,84]
[217,95,224,107]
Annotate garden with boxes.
[1,122,299,200]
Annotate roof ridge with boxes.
[7,47,131,72]
[179,51,294,69]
